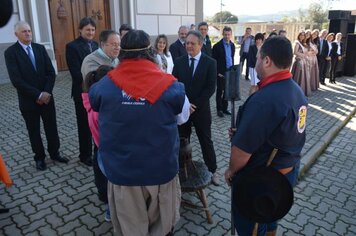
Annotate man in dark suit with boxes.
[5,21,68,171]
[169,25,188,63]
[212,26,235,117]
[317,29,328,85]
[172,31,219,185]
[198,22,212,57]
[66,17,98,166]
[238,27,254,80]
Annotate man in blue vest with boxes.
[89,30,190,236]
[225,36,308,236]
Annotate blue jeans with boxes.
[232,161,300,236]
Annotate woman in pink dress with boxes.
[292,30,311,96]
[309,29,320,91]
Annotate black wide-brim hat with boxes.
[0,0,13,27]
[233,166,294,223]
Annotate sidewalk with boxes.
[0,72,355,235]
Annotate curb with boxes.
[299,106,356,178]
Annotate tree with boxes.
[297,1,332,29]
[307,2,328,29]
[212,11,238,24]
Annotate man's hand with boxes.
[36,99,44,105]
[228,127,237,140]
[190,103,197,114]
[224,168,234,186]
[38,92,52,105]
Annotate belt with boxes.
[278,166,293,175]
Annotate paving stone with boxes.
[3,224,23,236]
[11,212,31,228]
[56,219,82,235]
[63,208,86,223]
[79,213,101,230]
[22,218,47,234]
[45,213,65,228]
[38,226,58,236]
[300,223,319,236]
[74,226,94,236]
[334,220,349,236]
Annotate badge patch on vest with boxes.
[297,105,307,133]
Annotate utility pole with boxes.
[220,0,224,33]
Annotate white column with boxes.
[110,0,121,31]
[130,0,136,28]
[28,0,57,72]
[28,0,41,42]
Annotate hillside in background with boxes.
[231,10,299,22]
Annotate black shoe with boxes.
[0,208,10,214]
[80,157,93,166]
[320,82,326,85]
[35,160,47,171]
[223,110,231,115]
[245,76,250,81]
[51,155,69,163]
[217,111,224,117]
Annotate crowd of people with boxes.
[291,29,344,96]
[238,27,345,97]
[9,16,346,235]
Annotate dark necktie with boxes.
[88,42,92,53]
[26,46,36,70]
[189,58,195,78]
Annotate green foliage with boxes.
[280,16,297,23]
[297,1,330,29]
[307,3,328,29]
[212,11,238,24]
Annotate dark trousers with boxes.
[318,56,327,83]
[240,52,249,79]
[330,57,340,82]
[21,100,60,161]
[73,95,92,160]
[93,144,108,203]
[216,76,228,112]
[178,105,217,173]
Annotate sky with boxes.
[204,0,356,16]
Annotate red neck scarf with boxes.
[258,70,292,89]
[108,59,176,104]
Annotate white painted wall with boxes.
[137,0,169,14]
[136,15,159,35]
[136,0,196,36]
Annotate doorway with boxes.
[48,0,111,71]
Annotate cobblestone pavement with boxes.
[277,114,356,236]
[0,72,355,235]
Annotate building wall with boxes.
[135,0,196,36]
[0,0,203,84]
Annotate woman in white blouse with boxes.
[154,34,174,74]
[325,33,335,82]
